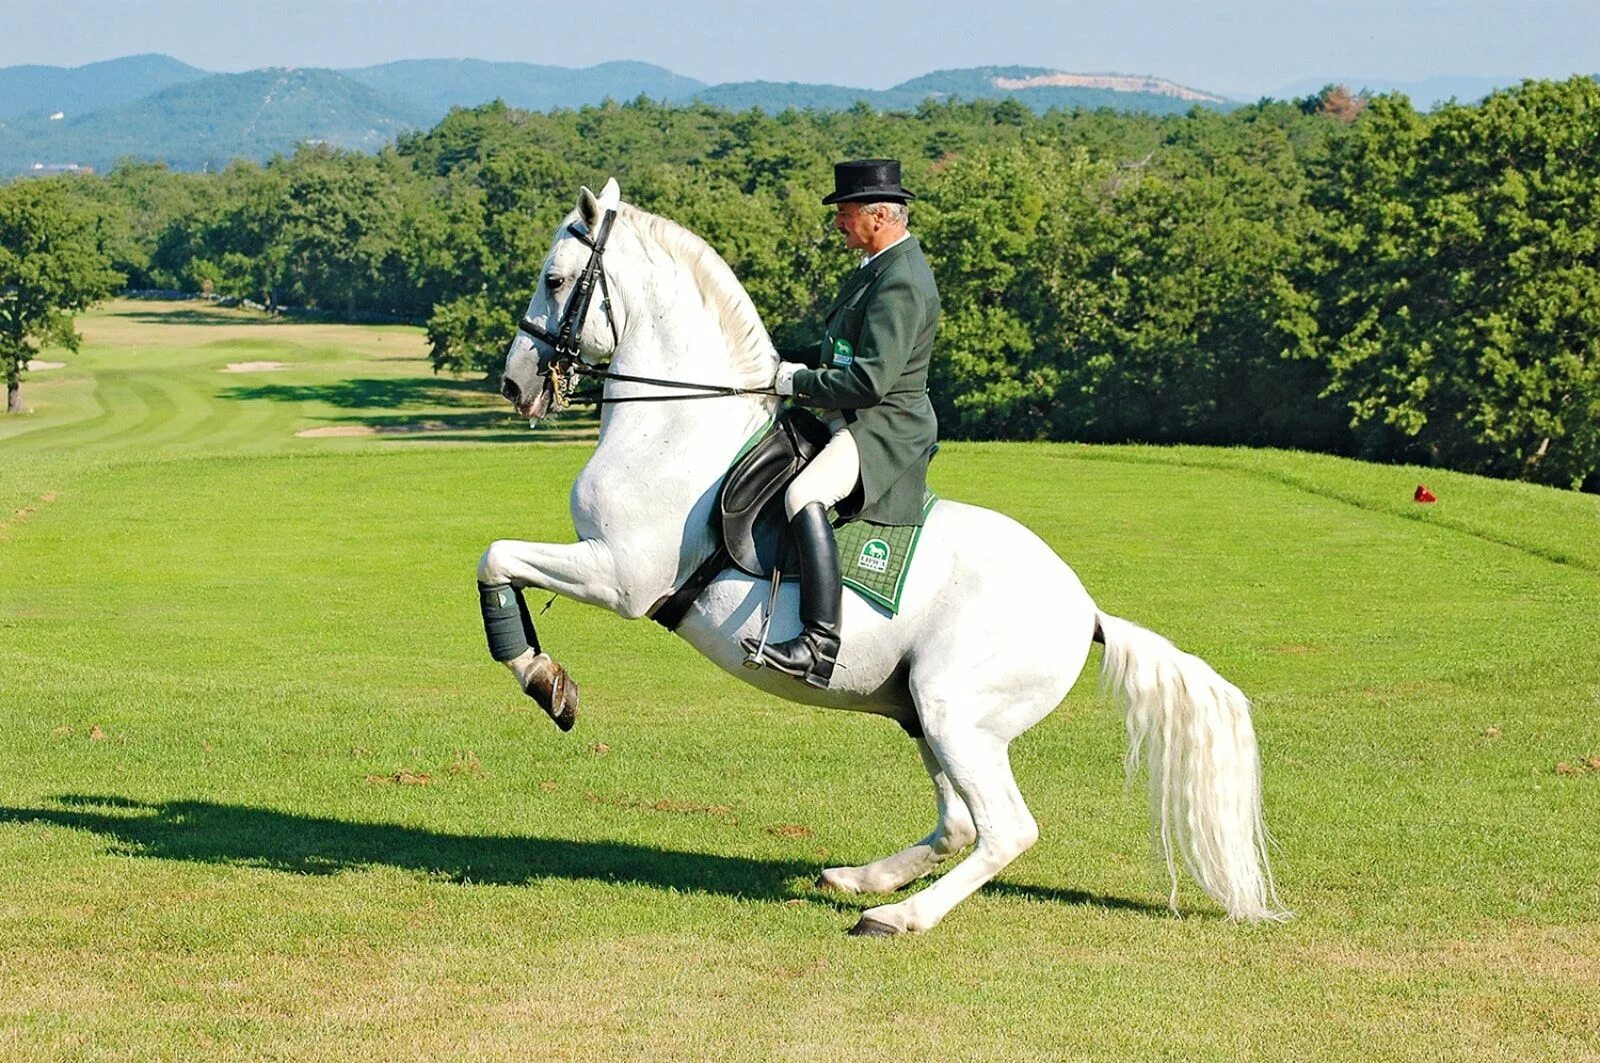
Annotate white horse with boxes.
[481,179,1287,935]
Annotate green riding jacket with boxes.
[784,235,941,526]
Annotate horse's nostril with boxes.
[501,377,521,404]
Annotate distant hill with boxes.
[344,58,705,121]
[0,55,1243,175]
[689,80,900,111]
[0,54,208,120]
[691,66,1233,115]
[0,67,431,174]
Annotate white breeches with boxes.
[785,427,861,520]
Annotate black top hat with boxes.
[821,158,915,205]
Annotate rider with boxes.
[744,158,942,689]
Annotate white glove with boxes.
[775,362,803,397]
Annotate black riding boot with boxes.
[743,501,841,688]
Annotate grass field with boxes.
[2,300,1598,1060]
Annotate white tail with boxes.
[1097,612,1290,922]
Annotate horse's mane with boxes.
[619,204,778,388]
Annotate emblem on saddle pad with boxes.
[857,538,891,574]
[831,338,854,367]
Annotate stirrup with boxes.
[742,546,786,669]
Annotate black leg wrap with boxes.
[479,582,541,661]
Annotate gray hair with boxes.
[861,201,909,226]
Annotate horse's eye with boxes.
[545,273,565,293]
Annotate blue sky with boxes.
[1,0,1595,99]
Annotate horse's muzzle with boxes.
[501,374,552,421]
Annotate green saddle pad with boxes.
[783,491,936,616]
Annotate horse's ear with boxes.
[598,177,621,211]
[577,185,602,230]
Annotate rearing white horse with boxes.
[480,179,1287,935]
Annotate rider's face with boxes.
[833,203,880,252]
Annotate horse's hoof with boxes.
[523,653,579,732]
[847,915,902,938]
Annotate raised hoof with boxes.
[847,915,902,938]
[522,653,579,732]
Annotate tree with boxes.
[1311,78,1600,487]
[0,179,121,413]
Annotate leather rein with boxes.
[515,207,778,410]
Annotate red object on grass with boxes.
[1414,484,1437,503]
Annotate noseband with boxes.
[516,208,621,408]
[514,208,776,411]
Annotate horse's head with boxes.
[501,178,625,421]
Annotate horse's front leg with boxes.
[476,537,631,731]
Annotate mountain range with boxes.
[0,54,1517,176]
[0,54,1242,174]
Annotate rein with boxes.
[545,363,778,406]
[515,207,778,411]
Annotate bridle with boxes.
[515,207,778,411]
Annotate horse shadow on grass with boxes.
[219,376,493,411]
[118,307,279,327]
[0,794,1164,915]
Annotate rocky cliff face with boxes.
[990,72,1226,102]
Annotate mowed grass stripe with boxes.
[73,372,156,449]
[1,302,1596,1059]
[193,378,286,451]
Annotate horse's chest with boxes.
[569,448,702,544]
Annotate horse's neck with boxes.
[577,272,776,564]
[594,297,772,456]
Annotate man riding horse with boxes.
[483,175,1284,931]
[743,158,942,689]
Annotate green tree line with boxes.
[6,80,1598,490]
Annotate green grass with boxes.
[2,301,1598,1060]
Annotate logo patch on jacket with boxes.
[831,338,854,367]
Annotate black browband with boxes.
[518,208,619,362]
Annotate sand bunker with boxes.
[26,360,66,370]
[296,422,447,438]
[220,361,289,373]
[296,426,375,438]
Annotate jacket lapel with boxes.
[821,263,873,322]
[821,236,920,321]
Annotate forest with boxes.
[9,77,1599,489]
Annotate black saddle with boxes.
[716,406,834,576]
[651,407,841,632]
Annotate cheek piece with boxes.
[478,582,541,661]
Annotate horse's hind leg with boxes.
[849,721,1038,937]
[818,738,976,895]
